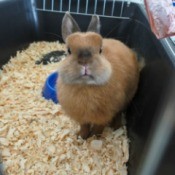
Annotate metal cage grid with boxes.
[35,0,143,19]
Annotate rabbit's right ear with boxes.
[87,15,101,33]
[62,12,81,42]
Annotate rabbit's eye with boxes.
[67,48,71,54]
[99,48,102,54]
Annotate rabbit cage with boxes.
[0,0,175,175]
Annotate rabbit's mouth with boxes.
[81,74,94,79]
[80,65,92,77]
[73,65,95,84]
[76,75,95,85]
[79,72,94,80]
[82,71,93,78]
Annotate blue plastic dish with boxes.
[42,72,59,104]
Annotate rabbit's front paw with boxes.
[77,124,91,139]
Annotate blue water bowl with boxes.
[42,71,59,104]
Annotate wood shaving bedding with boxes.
[0,41,129,175]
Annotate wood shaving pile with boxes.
[0,41,129,175]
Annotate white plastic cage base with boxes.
[35,0,144,19]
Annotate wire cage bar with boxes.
[35,0,143,19]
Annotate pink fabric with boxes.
[144,0,175,39]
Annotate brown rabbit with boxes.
[57,12,139,139]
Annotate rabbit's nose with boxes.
[78,49,92,64]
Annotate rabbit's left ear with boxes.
[62,12,81,42]
[87,15,101,33]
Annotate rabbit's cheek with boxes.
[80,66,85,75]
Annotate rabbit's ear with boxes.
[87,15,101,33]
[62,12,81,42]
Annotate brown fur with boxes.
[57,32,139,129]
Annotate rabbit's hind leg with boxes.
[110,112,124,130]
